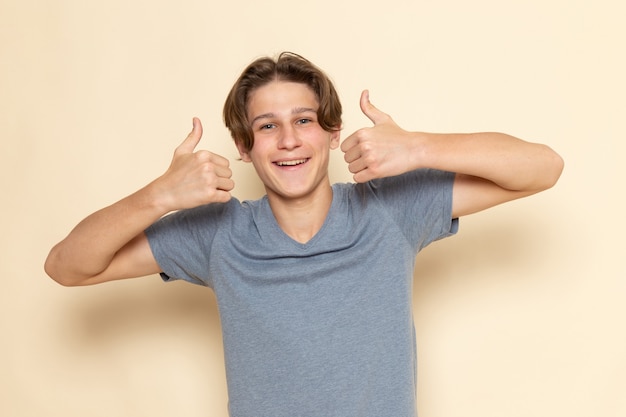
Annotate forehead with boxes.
[247,81,318,119]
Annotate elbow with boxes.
[516,146,564,195]
[45,268,84,287]
[44,246,82,287]
[47,275,76,287]
[44,255,70,287]
[541,147,565,191]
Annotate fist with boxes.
[157,118,235,211]
[341,91,417,183]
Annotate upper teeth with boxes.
[277,159,307,166]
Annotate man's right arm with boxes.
[44,118,234,286]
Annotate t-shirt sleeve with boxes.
[144,201,231,287]
[368,168,458,251]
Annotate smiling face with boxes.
[237,81,340,204]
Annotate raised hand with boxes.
[341,91,419,183]
[154,117,234,211]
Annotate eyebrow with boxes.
[250,107,317,125]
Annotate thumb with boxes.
[360,90,389,125]
[176,117,203,154]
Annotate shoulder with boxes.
[147,196,254,236]
[335,169,454,204]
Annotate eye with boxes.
[296,118,312,125]
[259,123,275,130]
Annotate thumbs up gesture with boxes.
[341,91,420,183]
[154,118,234,212]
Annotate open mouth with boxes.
[275,158,309,167]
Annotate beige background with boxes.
[1,0,624,416]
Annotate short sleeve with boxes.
[145,201,232,287]
[366,169,458,251]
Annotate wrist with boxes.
[136,178,175,217]
[407,131,431,170]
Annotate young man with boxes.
[45,52,563,416]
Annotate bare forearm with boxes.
[44,183,166,283]
[45,118,235,286]
[413,131,564,192]
[343,93,563,217]
[343,92,563,189]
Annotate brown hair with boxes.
[223,52,342,152]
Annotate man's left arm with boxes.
[341,90,564,218]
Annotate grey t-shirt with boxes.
[146,168,458,417]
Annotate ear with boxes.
[236,141,252,162]
[329,129,341,150]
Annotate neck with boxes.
[266,183,333,244]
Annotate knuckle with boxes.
[194,150,211,161]
[355,129,369,141]
[362,152,376,166]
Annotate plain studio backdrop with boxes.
[1,0,624,416]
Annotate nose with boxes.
[277,125,301,150]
